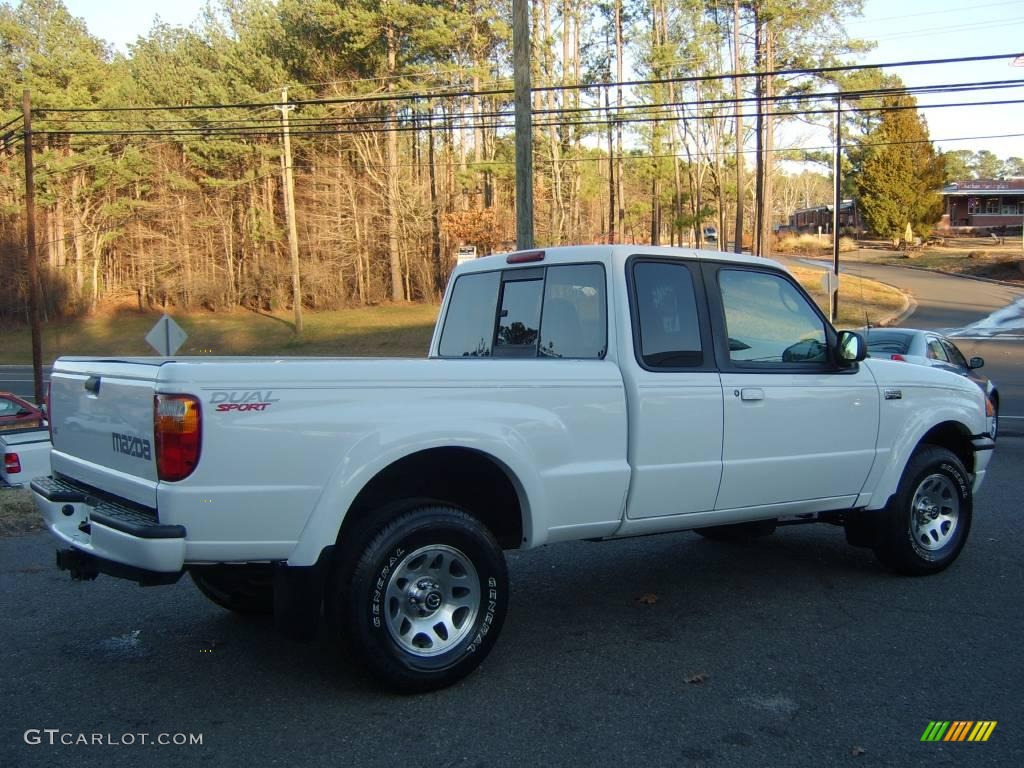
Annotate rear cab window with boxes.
[629,261,705,369]
[439,263,607,360]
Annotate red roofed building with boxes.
[940,179,1024,233]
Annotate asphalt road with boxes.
[2,439,1023,768]
[2,264,1023,767]
[0,366,50,405]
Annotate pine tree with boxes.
[853,95,943,241]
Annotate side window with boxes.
[927,338,949,362]
[539,264,607,359]
[440,264,608,360]
[439,271,500,357]
[941,339,967,368]
[719,269,827,364]
[495,276,543,354]
[632,262,703,368]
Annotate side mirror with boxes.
[836,330,867,364]
[969,356,984,370]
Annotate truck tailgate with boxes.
[49,359,165,507]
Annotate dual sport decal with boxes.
[210,390,280,412]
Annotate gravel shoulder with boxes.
[0,488,43,537]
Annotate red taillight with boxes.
[154,394,202,481]
[3,450,19,475]
[890,354,906,362]
[506,250,545,264]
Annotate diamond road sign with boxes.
[145,314,187,356]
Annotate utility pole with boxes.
[605,80,615,245]
[22,90,43,406]
[832,96,842,321]
[732,0,744,254]
[513,0,534,250]
[275,88,302,335]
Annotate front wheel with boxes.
[336,505,508,692]
[873,445,972,575]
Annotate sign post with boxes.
[145,314,187,357]
[821,271,839,323]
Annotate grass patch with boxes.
[832,236,1024,284]
[0,303,440,364]
[0,488,43,537]
[788,265,907,328]
[0,267,907,365]
[775,234,858,256]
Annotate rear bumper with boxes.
[31,475,186,579]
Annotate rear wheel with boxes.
[334,504,508,692]
[190,565,274,615]
[873,445,972,575]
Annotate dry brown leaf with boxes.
[637,593,659,605]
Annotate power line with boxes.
[31,51,1024,116]
[0,114,24,133]
[34,78,1024,131]
[30,95,1024,140]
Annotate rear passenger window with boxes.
[439,263,607,360]
[495,277,544,354]
[632,262,703,368]
[539,264,607,358]
[439,271,500,357]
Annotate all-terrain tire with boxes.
[334,505,508,693]
[873,445,972,576]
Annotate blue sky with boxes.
[63,0,1023,160]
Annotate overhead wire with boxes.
[31,51,1024,116]
[32,78,1024,132]
[31,95,1024,140]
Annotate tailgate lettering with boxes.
[112,432,152,460]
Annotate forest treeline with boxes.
[0,0,1015,322]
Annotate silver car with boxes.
[863,328,999,439]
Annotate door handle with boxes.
[739,388,764,401]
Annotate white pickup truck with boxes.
[32,245,995,691]
[1,428,51,488]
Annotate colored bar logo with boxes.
[921,721,997,742]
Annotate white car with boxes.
[864,327,999,438]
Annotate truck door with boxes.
[622,259,723,518]
[706,264,879,511]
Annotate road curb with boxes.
[781,256,914,327]
[900,264,1024,290]
[798,254,1024,292]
